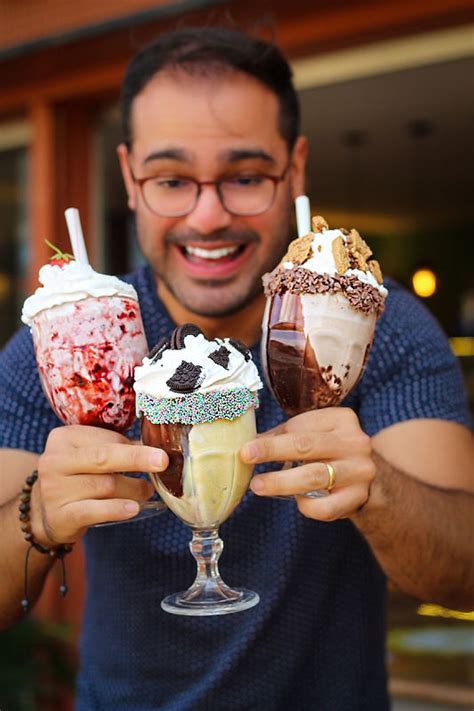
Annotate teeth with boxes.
[185,245,240,260]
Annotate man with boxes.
[0,27,472,710]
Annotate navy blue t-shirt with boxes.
[0,267,470,710]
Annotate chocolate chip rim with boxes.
[262,266,386,316]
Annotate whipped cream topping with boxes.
[22,261,139,325]
[283,228,387,296]
[134,332,262,400]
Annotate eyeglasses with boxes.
[129,164,289,217]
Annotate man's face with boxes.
[118,69,306,317]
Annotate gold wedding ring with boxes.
[325,462,336,492]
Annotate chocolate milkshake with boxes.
[262,216,387,415]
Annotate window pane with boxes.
[94,106,145,277]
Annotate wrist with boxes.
[28,474,58,548]
[19,470,73,614]
[351,455,388,527]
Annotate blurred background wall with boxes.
[0,1,472,709]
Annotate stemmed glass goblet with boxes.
[141,408,260,616]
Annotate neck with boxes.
[157,282,266,347]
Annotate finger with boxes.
[44,443,168,476]
[47,424,130,449]
[261,407,358,439]
[250,460,347,497]
[61,498,144,534]
[62,473,155,503]
[242,431,348,464]
[287,407,359,433]
[295,484,369,522]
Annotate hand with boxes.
[31,425,168,545]
[240,408,375,521]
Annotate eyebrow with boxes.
[143,148,191,165]
[143,147,276,166]
[220,148,276,165]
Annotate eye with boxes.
[153,177,192,190]
[225,175,264,187]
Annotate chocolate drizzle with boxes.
[263,266,385,316]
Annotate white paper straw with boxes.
[295,195,311,237]
[64,208,89,264]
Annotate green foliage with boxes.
[0,618,75,711]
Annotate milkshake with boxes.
[22,253,148,432]
[135,324,262,615]
[262,215,387,415]
[135,324,262,529]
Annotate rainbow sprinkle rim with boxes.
[136,387,259,425]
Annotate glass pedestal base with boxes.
[161,587,260,616]
[160,528,260,616]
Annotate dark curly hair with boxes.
[120,26,300,151]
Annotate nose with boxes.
[184,184,233,235]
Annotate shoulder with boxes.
[355,278,471,434]
[0,324,36,371]
[0,325,60,453]
[367,277,455,377]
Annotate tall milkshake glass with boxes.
[261,214,387,495]
[261,215,387,417]
[22,257,148,432]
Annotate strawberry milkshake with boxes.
[22,251,148,432]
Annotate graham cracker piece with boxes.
[312,215,329,233]
[347,228,372,270]
[332,236,350,274]
[282,232,314,266]
[350,250,367,271]
[368,259,383,284]
[347,229,372,259]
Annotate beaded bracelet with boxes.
[19,470,73,613]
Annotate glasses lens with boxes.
[220,176,275,215]
[142,177,198,216]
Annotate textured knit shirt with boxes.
[0,267,470,711]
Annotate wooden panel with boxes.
[0,0,173,51]
[27,99,95,300]
[1,0,473,114]
[277,0,474,55]
[28,102,57,295]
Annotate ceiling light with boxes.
[412,268,437,298]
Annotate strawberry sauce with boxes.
[31,296,148,432]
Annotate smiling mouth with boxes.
[180,244,247,263]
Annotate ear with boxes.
[289,135,308,200]
[117,143,137,210]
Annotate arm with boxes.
[242,410,474,610]
[0,449,52,629]
[354,419,474,610]
[0,429,167,630]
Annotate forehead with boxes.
[129,69,286,163]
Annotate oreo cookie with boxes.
[166,361,203,393]
[147,336,170,363]
[170,323,203,349]
[229,338,251,362]
[209,345,230,370]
